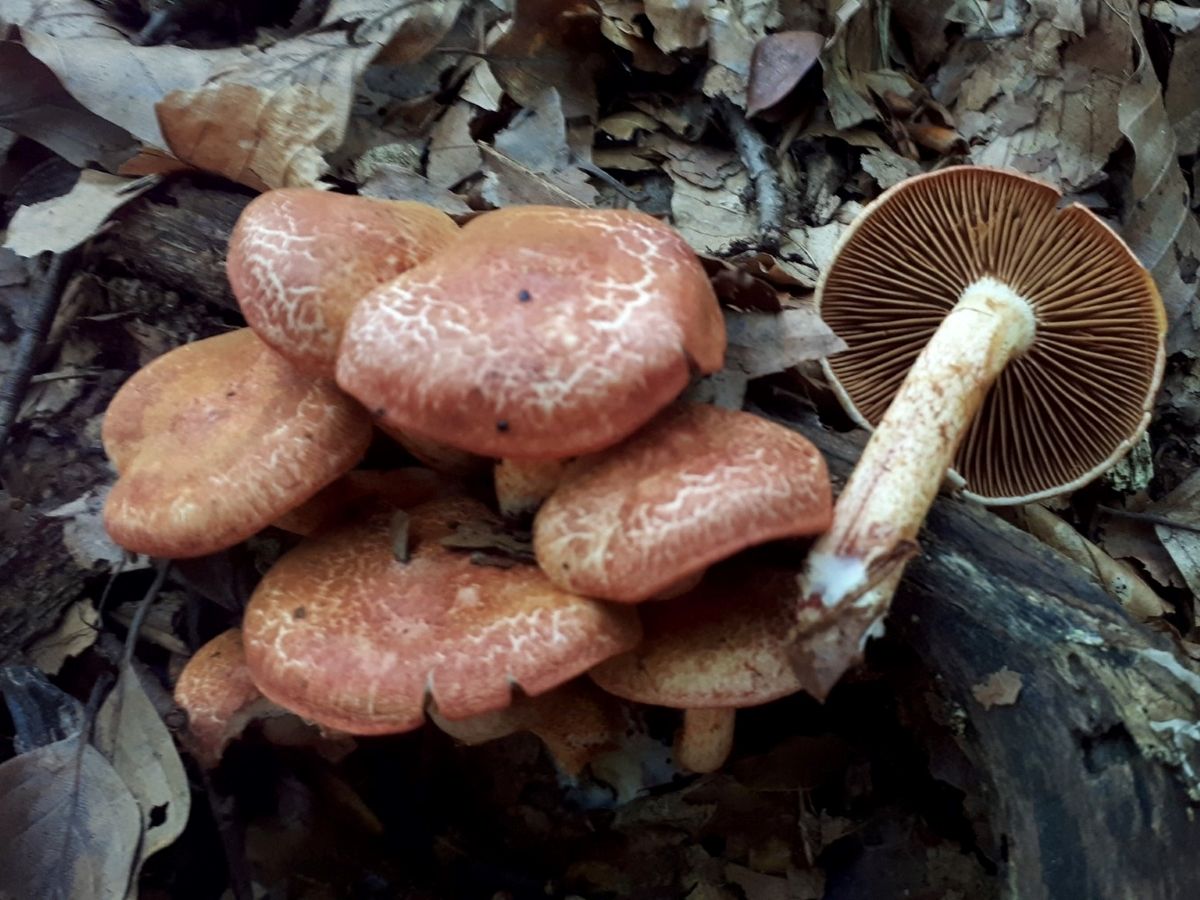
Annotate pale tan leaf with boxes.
[1165,33,1200,155]
[1145,1,1200,32]
[428,101,481,188]
[0,736,141,900]
[1,0,129,39]
[323,0,465,64]
[1117,7,1200,354]
[361,166,472,215]
[3,171,158,258]
[1150,470,1200,600]
[723,307,846,380]
[26,599,100,676]
[20,34,238,149]
[95,670,191,879]
[460,60,505,111]
[479,144,593,207]
[645,0,710,52]
[0,41,135,170]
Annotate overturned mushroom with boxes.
[241,497,641,734]
[227,189,458,377]
[103,329,372,558]
[792,166,1166,695]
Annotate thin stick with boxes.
[716,97,787,252]
[1097,505,1200,536]
[0,253,72,455]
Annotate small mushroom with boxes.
[794,166,1166,695]
[534,404,832,602]
[429,679,627,776]
[103,329,372,558]
[173,629,284,768]
[591,563,803,772]
[273,468,451,536]
[227,188,459,377]
[335,205,726,512]
[241,497,642,734]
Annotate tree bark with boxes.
[779,404,1200,900]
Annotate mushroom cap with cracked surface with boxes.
[590,563,803,709]
[227,188,459,377]
[534,404,832,602]
[241,496,642,734]
[102,328,372,557]
[336,205,726,460]
[819,165,1166,504]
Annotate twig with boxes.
[0,253,72,456]
[716,97,787,252]
[1097,505,1200,535]
[121,559,171,670]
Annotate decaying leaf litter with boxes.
[2,0,1200,897]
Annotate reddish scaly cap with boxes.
[227,188,459,377]
[534,404,832,602]
[336,206,726,460]
[174,629,272,768]
[591,565,803,709]
[103,329,372,557]
[241,497,642,734]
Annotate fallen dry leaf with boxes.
[644,0,710,52]
[3,171,158,257]
[0,0,129,39]
[427,101,482,189]
[94,668,191,883]
[360,165,472,215]
[746,31,823,118]
[0,41,135,170]
[479,144,593,208]
[25,598,100,676]
[46,487,139,572]
[1117,8,1200,354]
[723,307,846,380]
[971,668,1023,709]
[1150,471,1200,600]
[0,736,141,900]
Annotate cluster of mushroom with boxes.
[104,189,837,774]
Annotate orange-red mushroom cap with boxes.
[102,329,372,558]
[241,497,642,734]
[227,188,459,377]
[336,206,726,460]
[533,404,832,602]
[590,564,803,709]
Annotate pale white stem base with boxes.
[495,458,568,518]
[793,278,1036,689]
[674,707,736,773]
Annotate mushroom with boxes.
[534,403,832,602]
[792,166,1166,694]
[241,496,642,734]
[591,563,803,772]
[173,628,284,767]
[428,679,627,776]
[227,188,459,377]
[103,329,372,558]
[335,205,726,512]
[273,468,451,536]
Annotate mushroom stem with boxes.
[798,277,1036,629]
[674,707,736,773]
[495,458,568,518]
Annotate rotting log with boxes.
[777,404,1200,900]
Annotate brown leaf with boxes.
[1150,471,1200,601]
[644,0,710,52]
[723,307,846,380]
[1,0,130,39]
[427,101,481,188]
[360,165,472,215]
[746,31,823,118]
[0,736,141,900]
[479,144,593,208]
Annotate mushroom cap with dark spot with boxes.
[336,206,726,460]
[103,329,372,557]
[819,166,1166,504]
[534,404,831,602]
[241,497,643,734]
[227,189,459,377]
